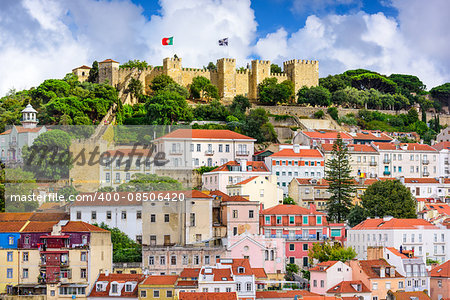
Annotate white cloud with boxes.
[254,1,450,89]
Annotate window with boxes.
[249,210,254,218]
[237,283,241,291]
[160,256,166,265]
[111,284,118,293]
[76,211,81,220]
[246,282,252,291]
[136,235,142,244]
[23,252,28,262]
[265,216,270,224]
[137,210,142,219]
[372,282,378,290]
[91,211,97,220]
[125,284,132,292]
[171,255,177,265]
[225,144,230,152]
[149,256,155,265]
[22,268,28,279]
[153,290,159,298]
[320,280,324,288]
[194,255,199,265]
[303,244,308,251]
[290,244,295,251]
[438,280,442,288]
[205,255,210,265]
[386,282,391,289]
[373,297,378,300]
[24,236,30,245]
[233,210,238,218]
[190,213,196,226]
[398,281,404,289]
[313,280,317,287]
[7,252,13,262]
[7,268,13,278]
[303,215,308,224]
[303,257,309,267]
[289,216,295,224]
[8,236,14,245]
[81,268,87,278]
[233,227,238,236]
[81,252,87,261]
[182,255,188,265]
[166,291,173,297]
[226,288,231,292]
[276,216,282,224]
[317,216,322,224]
[151,214,156,223]
[140,290,147,298]
[164,214,170,222]
[197,144,201,152]
[106,211,111,220]
[121,211,127,219]
[219,144,223,152]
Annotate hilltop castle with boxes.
[73,57,319,101]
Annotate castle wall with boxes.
[269,73,288,83]
[236,70,249,97]
[181,68,212,87]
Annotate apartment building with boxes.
[400,178,445,199]
[219,195,260,238]
[202,160,271,193]
[69,193,143,243]
[260,204,346,268]
[372,142,438,178]
[309,261,352,294]
[347,217,449,262]
[429,260,450,300]
[432,141,450,178]
[288,178,331,211]
[294,131,353,147]
[154,129,256,168]
[321,143,380,178]
[350,131,393,145]
[226,175,283,209]
[265,145,324,195]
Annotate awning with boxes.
[14,284,38,288]
[40,250,69,254]
[40,235,70,238]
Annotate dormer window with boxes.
[222,277,228,281]
[238,267,245,274]
[96,283,103,292]
[125,284,132,292]
[111,283,118,294]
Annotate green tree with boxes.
[285,263,299,281]
[22,130,72,180]
[193,100,229,121]
[314,110,325,119]
[389,74,426,95]
[242,108,278,143]
[360,180,417,218]
[229,95,251,120]
[150,75,176,94]
[87,61,99,83]
[351,73,397,94]
[206,62,216,71]
[347,204,366,227]
[344,69,378,77]
[116,173,183,192]
[283,196,296,205]
[258,78,294,105]
[406,108,419,125]
[162,83,189,99]
[120,59,149,70]
[98,186,115,192]
[195,166,216,175]
[319,74,351,93]
[270,64,282,74]
[327,107,339,121]
[190,76,218,100]
[430,83,450,107]
[145,91,193,125]
[3,168,38,212]
[127,78,143,100]
[309,242,356,263]
[96,223,142,263]
[325,136,355,222]
[298,86,331,107]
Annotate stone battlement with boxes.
[78,56,319,102]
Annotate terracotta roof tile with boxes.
[252,268,267,278]
[0,221,27,232]
[404,178,439,184]
[358,259,403,278]
[386,247,410,259]
[219,258,253,275]
[432,141,450,151]
[321,143,377,152]
[100,59,119,63]
[62,221,109,232]
[89,273,145,298]
[302,131,353,140]
[373,142,437,152]
[20,221,58,232]
[310,261,339,272]
[179,292,237,300]
[352,131,392,141]
[141,275,178,285]
[73,65,91,70]
[430,260,450,277]
[327,280,370,294]
[389,291,431,300]
[180,268,201,278]
[159,129,255,140]
[210,161,269,172]
[176,280,198,287]
[235,176,259,185]
[29,212,69,222]
[270,149,323,158]
[255,290,321,298]
[352,218,437,230]
[0,213,33,222]
[1,127,44,135]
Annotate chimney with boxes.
[293,144,300,154]
[105,269,109,276]
[240,159,247,172]
[383,216,394,221]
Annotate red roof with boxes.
[310,261,339,272]
[210,161,269,172]
[352,131,392,141]
[62,221,109,232]
[261,204,325,216]
[270,148,323,158]
[321,143,377,152]
[255,290,321,299]
[352,218,437,230]
[1,127,44,135]
[295,178,329,186]
[203,268,233,281]
[219,258,253,276]
[252,268,267,278]
[223,195,249,202]
[176,280,198,287]
[159,129,255,140]
[20,221,58,233]
[373,142,437,151]
[386,247,410,259]
[141,275,179,285]
[180,268,201,278]
[432,141,450,151]
[430,260,450,277]
[100,59,119,63]
[358,259,403,278]
[0,213,33,222]
[327,280,370,294]
[424,203,450,216]
[302,131,353,140]
[89,273,145,298]
[235,176,258,185]
[389,291,431,300]
[73,65,91,70]
[0,221,27,232]
[404,178,439,184]
[179,292,237,300]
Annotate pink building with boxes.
[309,261,353,295]
[430,260,450,300]
[260,204,346,268]
[218,193,260,237]
[226,233,285,279]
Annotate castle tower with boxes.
[216,58,237,99]
[283,59,319,91]
[98,59,120,87]
[163,57,183,84]
[249,60,271,100]
[21,104,38,129]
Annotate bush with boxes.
[314,110,325,119]
[327,107,339,121]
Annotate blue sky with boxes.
[0,0,449,96]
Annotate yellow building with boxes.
[138,275,178,300]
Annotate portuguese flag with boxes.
[162,37,173,45]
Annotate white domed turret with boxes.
[21,104,38,128]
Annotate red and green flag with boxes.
[162,37,173,45]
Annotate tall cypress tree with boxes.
[88,61,99,83]
[325,135,355,222]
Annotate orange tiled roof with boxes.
[29,212,69,222]
[389,291,431,300]
[310,261,339,272]
[176,280,198,287]
[223,195,249,202]
[322,143,377,152]
[212,268,233,281]
[100,59,119,63]
[210,161,269,172]
[252,268,267,278]
[270,148,323,158]
[141,275,178,285]
[179,292,237,300]
[0,213,33,222]
[352,218,437,230]
[327,280,370,294]
[20,221,58,232]
[386,247,410,259]
[255,290,321,298]
[430,260,450,277]
[302,131,353,140]
[219,258,253,276]
[89,273,145,298]
[159,129,255,140]
[0,221,27,232]
[358,259,403,278]
[208,190,232,202]
[261,204,325,216]
[1,127,44,135]
[432,141,450,151]
[352,131,392,141]
[373,142,437,152]
[73,65,91,70]
[425,203,450,216]
[62,221,109,232]
[295,178,329,186]
[180,268,201,278]
[404,178,439,184]
[235,176,258,185]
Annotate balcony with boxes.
[383,158,391,164]
[369,161,377,166]
[383,171,391,176]
[270,234,327,241]
[422,159,429,165]
[423,171,430,177]
[205,150,215,156]
[236,150,250,156]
